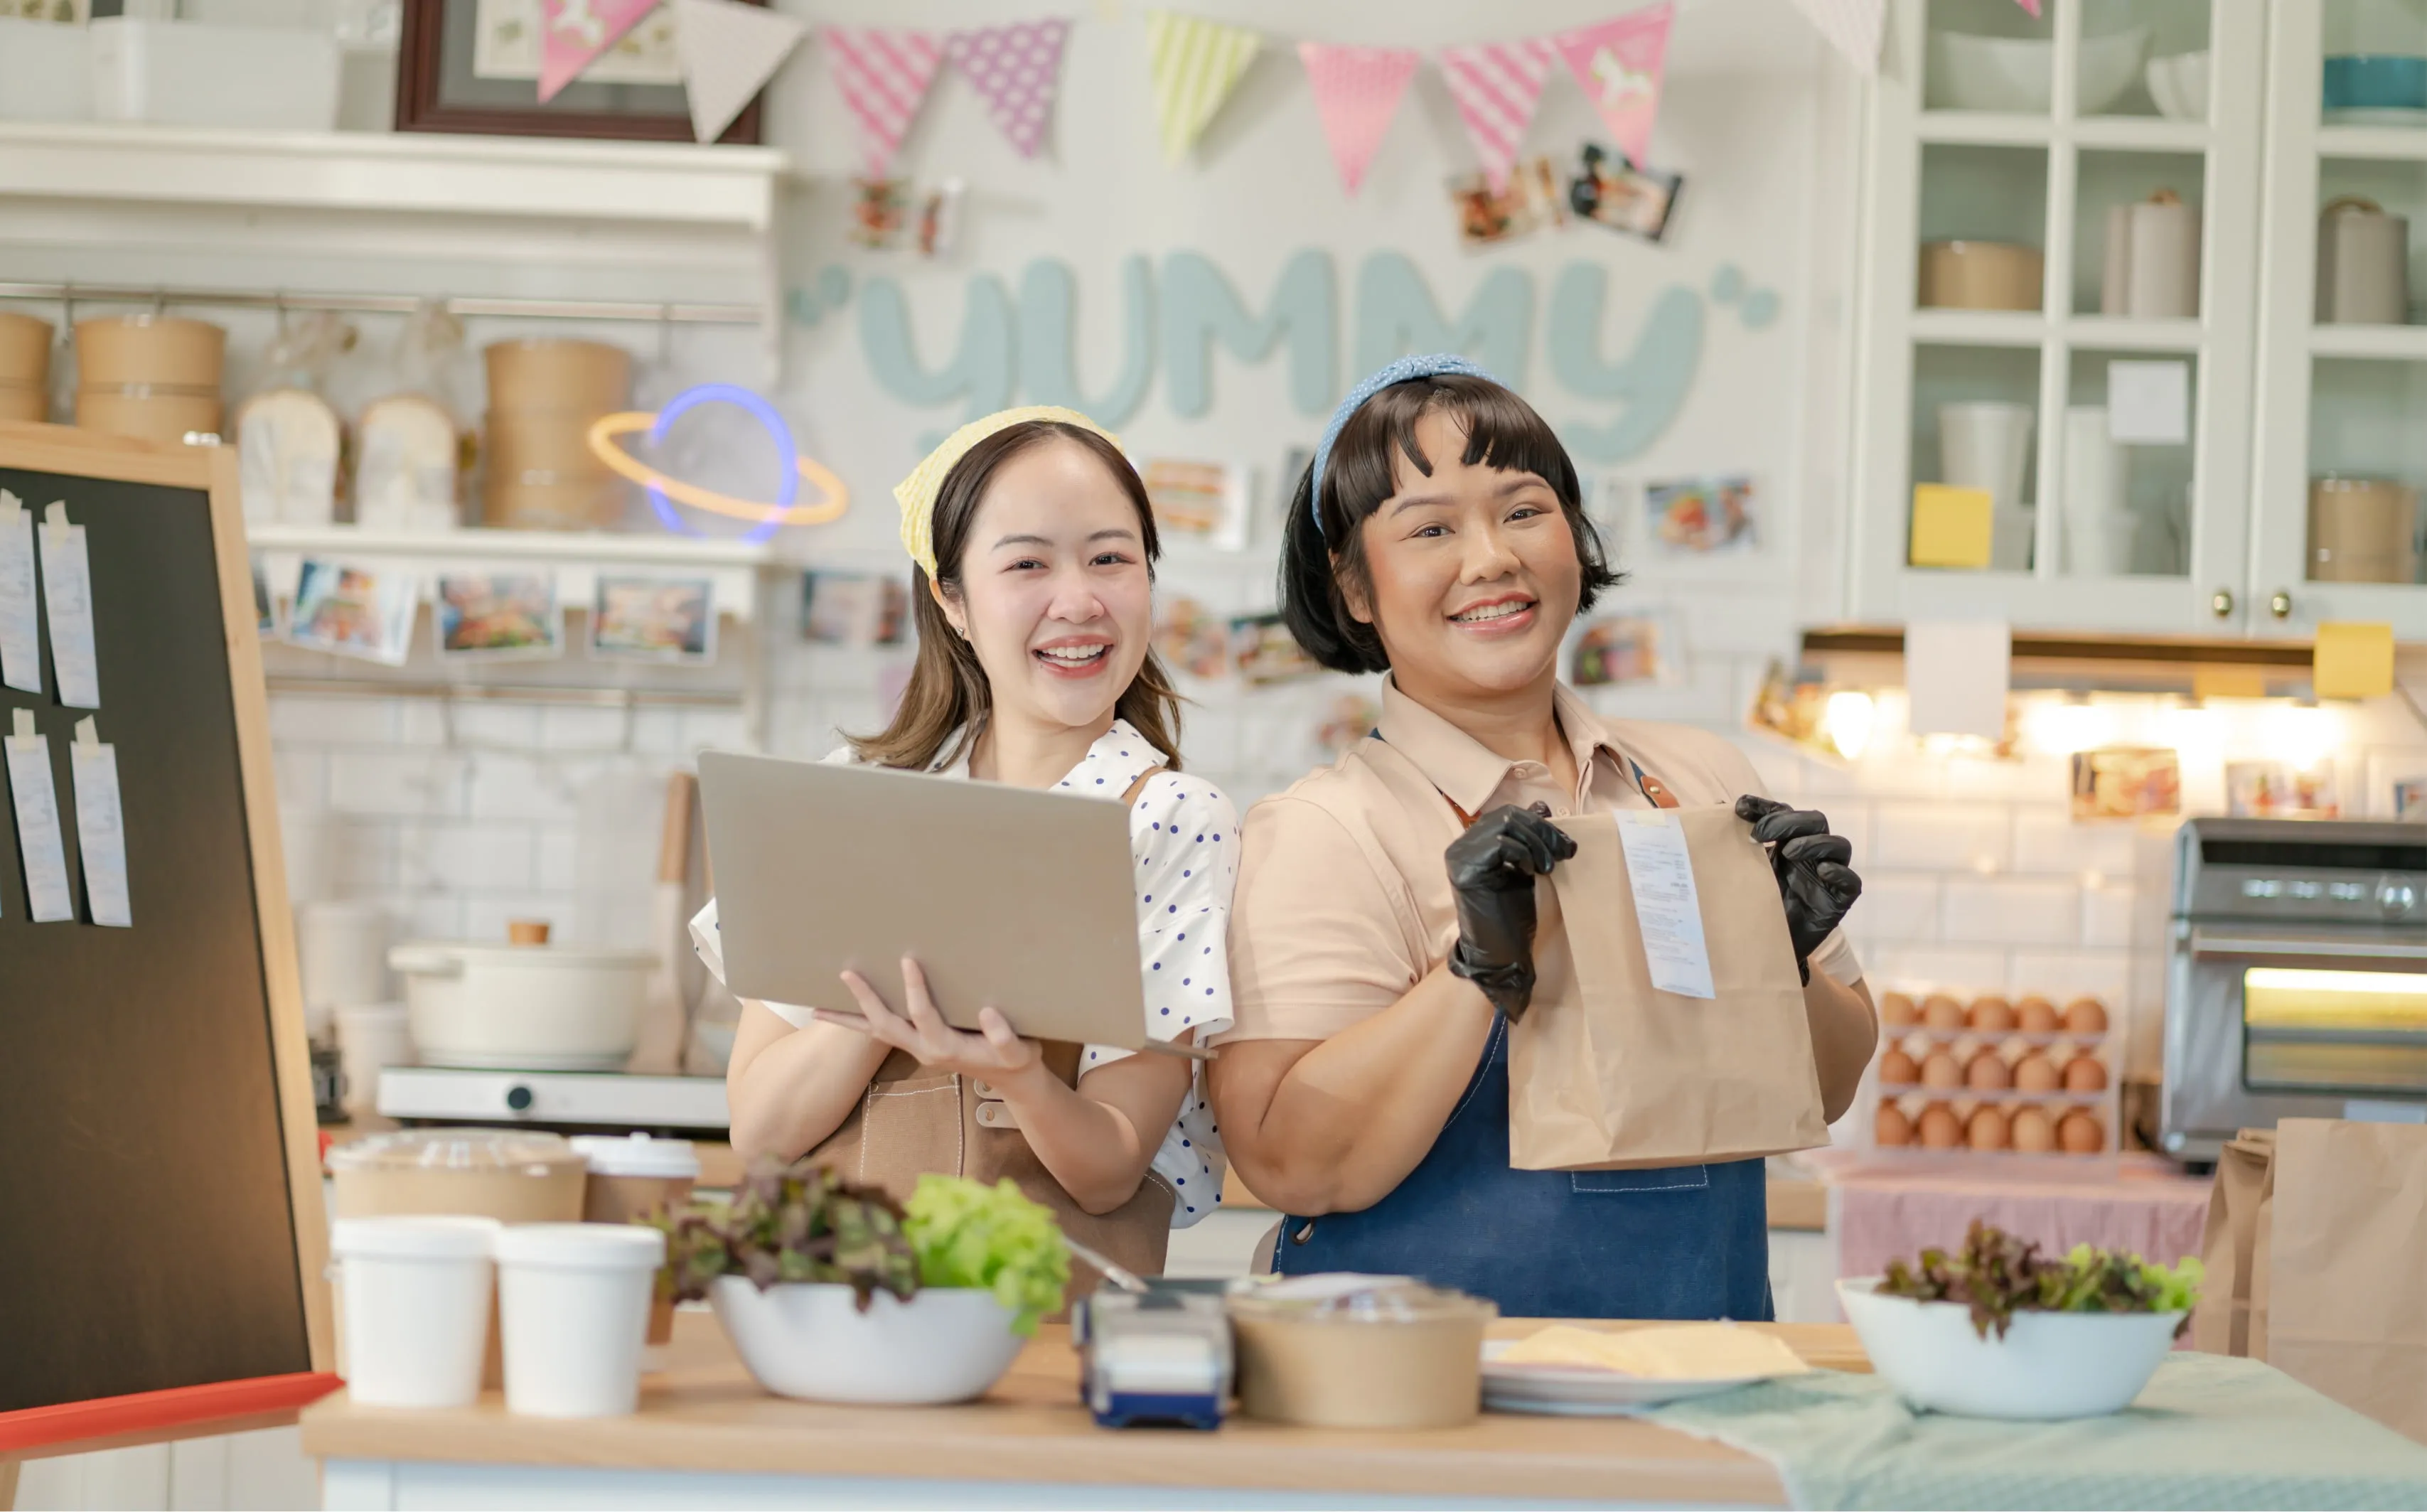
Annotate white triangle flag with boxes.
[672,0,807,144]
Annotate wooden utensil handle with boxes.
[660,772,697,884]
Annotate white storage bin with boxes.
[89,18,340,131]
[0,19,94,123]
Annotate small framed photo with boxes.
[592,575,715,663]
[436,572,562,660]
[1142,459,1251,552]
[1446,156,1565,249]
[2071,746,2181,821]
[1645,475,1757,555]
[395,0,768,142]
[2397,778,2427,820]
[1230,611,1321,686]
[287,559,419,666]
[251,557,277,634]
[1566,141,1683,243]
[2227,761,2340,819]
[1154,595,1232,682]
[801,572,909,648]
[1570,613,1680,688]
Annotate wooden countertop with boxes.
[300,1311,1866,1504]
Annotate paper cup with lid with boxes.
[495,1223,668,1418]
[331,1216,503,1408]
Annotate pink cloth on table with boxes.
[1833,1159,2212,1285]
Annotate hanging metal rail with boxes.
[0,281,761,326]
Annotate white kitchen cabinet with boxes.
[1849,0,2268,633]
[2249,0,2427,639]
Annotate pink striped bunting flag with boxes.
[823,26,943,179]
[1438,38,1558,194]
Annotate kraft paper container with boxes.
[1229,1282,1494,1430]
[74,385,222,444]
[483,472,626,532]
[74,313,227,389]
[1919,240,2044,311]
[483,411,618,478]
[484,338,632,416]
[2309,476,2418,584]
[0,311,52,390]
[0,383,45,424]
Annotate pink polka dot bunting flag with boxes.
[944,18,1072,160]
[1296,42,1420,197]
[1553,4,1673,171]
[1437,38,1557,195]
[824,26,944,178]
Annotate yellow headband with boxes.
[893,405,1121,579]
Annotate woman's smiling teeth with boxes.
[1451,599,1534,623]
[1036,643,1108,665]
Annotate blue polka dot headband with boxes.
[1308,353,1497,538]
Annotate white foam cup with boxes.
[331,1215,503,1408]
[495,1223,667,1418]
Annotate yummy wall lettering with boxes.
[837,249,1774,463]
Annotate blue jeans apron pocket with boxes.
[1571,1164,1710,1194]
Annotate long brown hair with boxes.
[850,421,1184,771]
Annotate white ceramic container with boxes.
[331,1216,502,1409]
[2062,405,2136,576]
[390,940,655,1071]
[2146,51,2210,121]
[1932,28,2147,115]
[495,1223,665,1419]
[335,1002,414,1118]
[712,1279,1027,1405]
[1838,1277,2184,1420]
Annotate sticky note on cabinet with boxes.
[1909,485,1993,569]
[1907,619,2012,740]
[2192,663,2268,701]
[2108,360,2191,445]
[2314,622,2395,700]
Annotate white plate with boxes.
[1478,1340,1772,1413]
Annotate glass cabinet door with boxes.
[1852,0,2263,632]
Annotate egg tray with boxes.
[1861,987,2123,1157]
[1875,1084,2109,1105]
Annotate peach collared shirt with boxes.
[1217,677,1862,1044]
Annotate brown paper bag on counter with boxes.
[2190,1127,2276,1357]
[1509,805,1828,1171]
[2266,1118,2427,1444]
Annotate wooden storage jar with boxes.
[483,338,632,417]
[75,386,223,444]
[75,314,227,390]
[1919,240,2045,311]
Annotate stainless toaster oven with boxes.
[2163,817,2427,1162]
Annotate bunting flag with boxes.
[2013,0,2043,14]
[538,0,663,102]
[673,0,805,143]
[825,26,945,177]
[1786,0,1884,73]
[1438,38,1558,193]
[1297,43,1420,196]
[945,18,1073,159]
[1145,11,1263,163]
[1554,4,1673,170]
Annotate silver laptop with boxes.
[697,749,1164,1053]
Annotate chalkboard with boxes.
[0,424,331,1453]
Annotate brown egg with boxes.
[2058,1110,2105,1154]
[2017,996,2060,1034]
[1919,1050,1964,1089]
[2013,1051,2062,1093]
[1922,993,1967,1031]
[1969,995,2017,1032]
[2011,1105,2057,1153]
[1879,1048,1919,1085]
[1967,1105,2011,1150]
[1966,1050,2013,1090]
[1876,1102,1914,1147]
[2063,997,2110,1036]
[1880,992,1919,1029]
[2062,1054,2109,1093]
[1917,1103,1963,1149]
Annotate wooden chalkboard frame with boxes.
[0,422,335,1459]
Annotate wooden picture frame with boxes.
[0,422,335,1457]
[395,0,766,143]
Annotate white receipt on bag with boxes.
[6,707,74,922]
[0,491,40,695]
[1616,809,1715,999]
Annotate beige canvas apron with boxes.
[800,766,1178,1288]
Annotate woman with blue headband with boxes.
[1209,358,1876,1319]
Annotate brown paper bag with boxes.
[2267,1118,2427,1444]
[1509,804,1828,1170]
[2190,1127,2277,1357]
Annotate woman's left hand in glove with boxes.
[1733,795,1863,984]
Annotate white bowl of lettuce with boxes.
[662,1164,1068,1405]
[1838,1221,2202,1420]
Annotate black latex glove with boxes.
[1735,795,1863,985]
[1445,802,1577,1023]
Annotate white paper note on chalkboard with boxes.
[38,503,100,709]
[70,717,130,928]
[0,491,39,695]
[6,708,73,923]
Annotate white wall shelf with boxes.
[1912,310,2047,347]
[2314,124,2427,162]
[2065,316,2205,353]
[2308,324,2427,361]
[1917,114,2209,152]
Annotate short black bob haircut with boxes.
[1278,372,1624,675]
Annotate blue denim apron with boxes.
[1272,747,1774,1320]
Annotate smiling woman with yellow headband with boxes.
[690,407,1237,1280]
